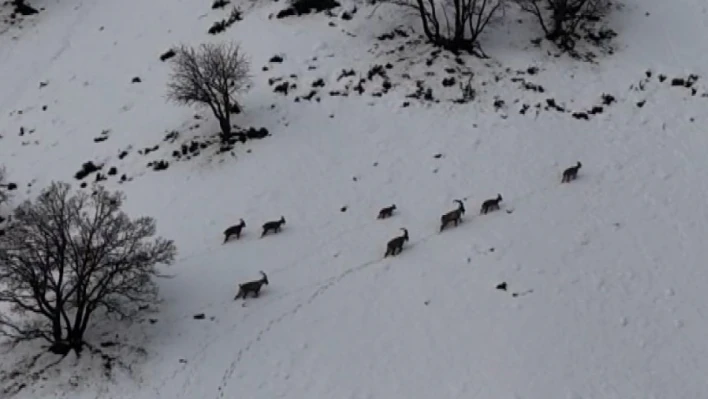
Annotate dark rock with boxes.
[276,7,298,18]
[14,0,39,15]
[208,21,227,35]
[274,81,290,95]
[151,160,169,171]
[245,127,269,139]
[160,49,176,62]
[212,0,230,9]
[75,161,102,180]
[442,77,456,87]
[601,94,615,105]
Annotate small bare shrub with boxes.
[387,0,506,56]
[514,0,612,50]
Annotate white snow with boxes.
[1,0,708,398]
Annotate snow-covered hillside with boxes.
[2,0,708,397]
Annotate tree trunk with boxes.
[52,315,63,345]
[49,341,71,355]
[218,116,232,142]
[547,7,566,40]
[69,334,85,354]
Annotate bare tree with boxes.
[388,0,506,56]
[0,182,176,355]
[166,42,251,141]
[514,0,611,49]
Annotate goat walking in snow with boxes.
[261,216,286,237]
[223,219,246,243]
[440,199,465,232]
[561,162,582,183]
[234,271,269,300]
[384,228,409,257]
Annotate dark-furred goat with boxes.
[234,271,269,300]
[561,161,582,183]
[261,216,286,237]
[384,228,409,257]
[223,219,246,243]
[480,194,502,215]
[440,199,465,232]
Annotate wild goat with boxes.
[561,161,582,183]
[377,204,396,219]
[223,219,246,243]
[384,228,409,257]
[261,216,286,237]
[234,271,269,300]
[480,194,502,215]
[440,199,465,232]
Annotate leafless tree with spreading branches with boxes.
[0,182,176,355]
[513,0,612,49]
[388,0,506,56]
[166,42,251,142]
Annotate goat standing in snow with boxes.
[261,216,286,237]
[384,228,409,257]
[223,219,246,243]
[377,204,397,219]
[234,271,269,300]
[561,161,582,183]
[440,199,465,232]
[480,194,503,215]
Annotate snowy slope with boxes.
[2,0,708,398]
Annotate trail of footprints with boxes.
[210,161,583,395]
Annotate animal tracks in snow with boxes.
[212,226,488,396]
[214,255,383,397]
